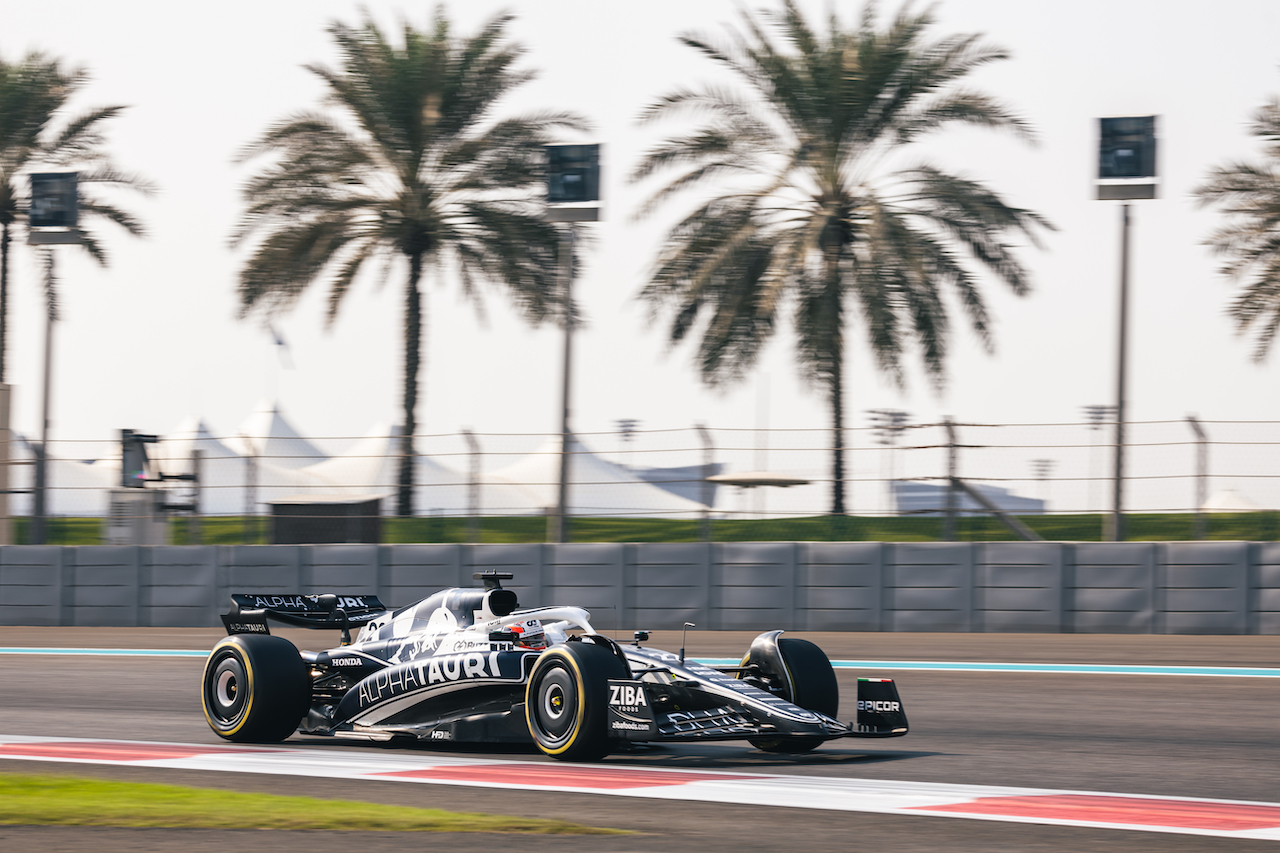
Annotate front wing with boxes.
[604,675,908,743]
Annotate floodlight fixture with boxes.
[1096,116,1158,200]
[546,144,600,204]
[29,173,78,228]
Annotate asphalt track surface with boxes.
[3,626,1280,852]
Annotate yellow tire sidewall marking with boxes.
[201,638,255,736]
[526,647,586,755]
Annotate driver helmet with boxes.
[510,618,547,649]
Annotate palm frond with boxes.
[40,105,125,159]
[894,89,1033,144]
[237,214,368,318]
[447,200,562,323]
[76,197,146,240]
[1196,84,1280,360]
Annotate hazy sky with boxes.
[4,0,1280,466]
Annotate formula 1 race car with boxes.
[201,573,907,761]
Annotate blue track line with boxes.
[3,647,1280,677]
[695,658,1280,678]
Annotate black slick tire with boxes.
[525,642,628,761]
[742,636,838,753]
[201,634,310,743]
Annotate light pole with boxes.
[544,144,600,544]
[28,172,82,544]
[0,383,9,545]
[616,418,640,468]
[867,409,909,515]
[696,423,714,542]
[1083,404,1115,536]
[31,251,55,545]
[1096,116,1158,542]
[1031,458,1055,512]
[1113,200,1132,541]
[554,222,576,544]
[463,428,481,544]
[1186,415,1208,539]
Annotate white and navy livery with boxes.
[201,573,908,761]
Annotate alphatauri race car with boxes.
[201,573,908,761]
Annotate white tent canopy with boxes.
[301,423,540,516]
[225,400,328,470]
[153,415,244,468]
[8,434,118,516]
[1202,489,1263,512]
[15,413,708,519]
[487,436,709,519]
[147,415,332,515]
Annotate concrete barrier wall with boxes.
[2,542,1278,633]
[801,543,883,632]
[977,542,1065,633]
[0,546,64,627]
[1255,543,1280,635]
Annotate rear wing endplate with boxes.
[221,593,387,641]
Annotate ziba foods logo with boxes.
[609,683,647,710]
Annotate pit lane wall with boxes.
[0,542,1276,633]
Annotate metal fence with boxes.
[4,418,1280,544]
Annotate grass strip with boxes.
[0,772,624,834]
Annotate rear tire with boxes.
[201,635,310,743]
[526,642,629,761]
[741,636,838,753]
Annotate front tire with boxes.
[201,635,310,743]
[741,635,838,753]
[525,642,629,761]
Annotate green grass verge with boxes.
[0,772,623,834]
[15,511,1280,545]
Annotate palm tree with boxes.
[633,1,1051,514]
[0,51,150,383]
[1195,85,1280,359]
[235,10,581,517]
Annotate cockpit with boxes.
[357,586,520,644]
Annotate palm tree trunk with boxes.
[823,257,846,516]
[830,335,846,516]
[0,222,9,385]
[397,252,423,518]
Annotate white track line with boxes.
[1,734,1279,841]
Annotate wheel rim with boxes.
[531,664,577,746]
[207,653,248,725]
[543,683,566,722]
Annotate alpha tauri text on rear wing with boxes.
[221,593,387,640]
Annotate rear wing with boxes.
[221,593,387,642]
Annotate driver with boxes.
[508,618,547,650]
